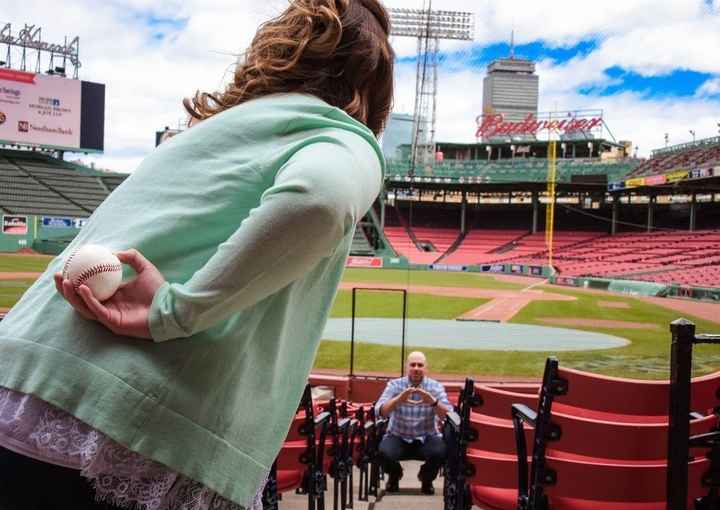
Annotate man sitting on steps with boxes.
[375,351,450,495]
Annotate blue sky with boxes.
[399,39,720,100]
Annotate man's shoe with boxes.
[385,469,403,493]
[420,480,435,495]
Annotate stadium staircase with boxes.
[432,230,467,264]
[350,224,375,256]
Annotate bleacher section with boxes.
[503,229,720,288]
[627,137,720,178]
[0,149,127,217]
[451,231,602,266]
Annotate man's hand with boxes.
[411,388,437,405]
[55,249,165,340]
[398,387,418,404]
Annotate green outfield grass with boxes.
[330,290,489,319]
[317,268,720,379]
[0,254,52,273]
[342,268,526,290]
[0,279,39,308]
[1,256,718,379]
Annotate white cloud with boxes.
[697,77,720,97]
[3,0,720,171]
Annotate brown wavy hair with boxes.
[184,0,394,136]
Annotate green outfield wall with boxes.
[0,214,81,255]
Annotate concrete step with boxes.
[273,461,443,510]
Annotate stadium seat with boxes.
[506,357,720,510]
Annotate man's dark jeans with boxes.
[377,434,447,483]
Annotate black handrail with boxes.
[667,319,720,510]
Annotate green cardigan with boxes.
[0,93,384,508]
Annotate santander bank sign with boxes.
[476,113,603,138]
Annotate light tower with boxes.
[1,22,80,78]
[389,4,473,175]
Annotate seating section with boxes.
[627,139,720,178]
[275,337,720,510]
[0,149,128,217]
[382,220,720,288]
[504,229,720,288]
[462,359,720,510]
[386,158,637,183]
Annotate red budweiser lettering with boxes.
[0,68,36,84]
[476,113,602,138]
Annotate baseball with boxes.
[62,244,123,301]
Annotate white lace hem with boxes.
[0,387,265,510]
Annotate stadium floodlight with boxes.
[0,22,80,78]
[389,8,474,40]
[389,4,474,175]
[689,129,696,142]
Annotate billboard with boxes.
[0,68,104,152]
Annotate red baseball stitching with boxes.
[61,248,80,279]
[73,263,122,290]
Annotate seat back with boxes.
[474,384,538,419]
[556,367,720,419]
[544,456,710,508]
[547,412,716,461]
[507,358,720,509]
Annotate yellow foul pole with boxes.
[545,140,557,269]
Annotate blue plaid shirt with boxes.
[375,376,450,442]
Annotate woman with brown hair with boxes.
[0,1,394,508]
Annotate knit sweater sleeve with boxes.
[147,141,382,342]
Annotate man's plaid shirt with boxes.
[375,376,450,442]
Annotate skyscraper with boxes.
[481,57,539,140]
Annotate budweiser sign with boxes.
[476,113,603,138]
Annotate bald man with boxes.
[374,351,450,495]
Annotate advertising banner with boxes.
[0,68,81,149]
[346,257,383,268]
[624,177,645,188]
[644,175,667,186]
[429,264,466,272]
[690,168,711,179]
[2,215,28,235]
[665,169,689,183]
[42,216,74,228]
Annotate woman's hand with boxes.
[54,249,165,340]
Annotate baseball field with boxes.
[2,253,719,380]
